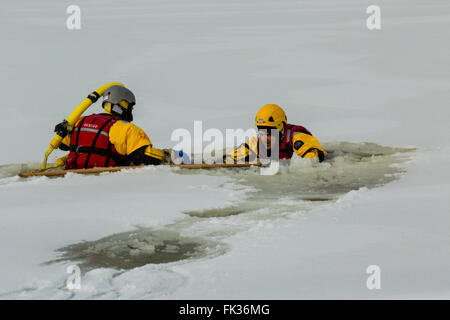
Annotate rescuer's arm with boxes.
[128,146,167,165]
[223,136,258,163]
[292,132,327,162]
[109,121,169,165]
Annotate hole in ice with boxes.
[183,142,415,218]
[46,228,224,271]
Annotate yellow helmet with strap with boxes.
[255,104,287,131]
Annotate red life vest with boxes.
[66,114,130,169]
[278,123,312,159]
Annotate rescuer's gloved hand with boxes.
[161,149,173,164]
[223,136,258,163]
[292,132,327,162]
[54,120,71,138]
[55,155,69,168]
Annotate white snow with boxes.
[1,0,450,299]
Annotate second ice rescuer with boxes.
[224,104,327,163]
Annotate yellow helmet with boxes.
[255,104,287,131]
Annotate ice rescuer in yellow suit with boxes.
[224,104,327,163]
[56,85,170,169]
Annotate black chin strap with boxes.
[108,103,133,122]
[122,107,133,122]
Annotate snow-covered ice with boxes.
[1,0,450,299]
